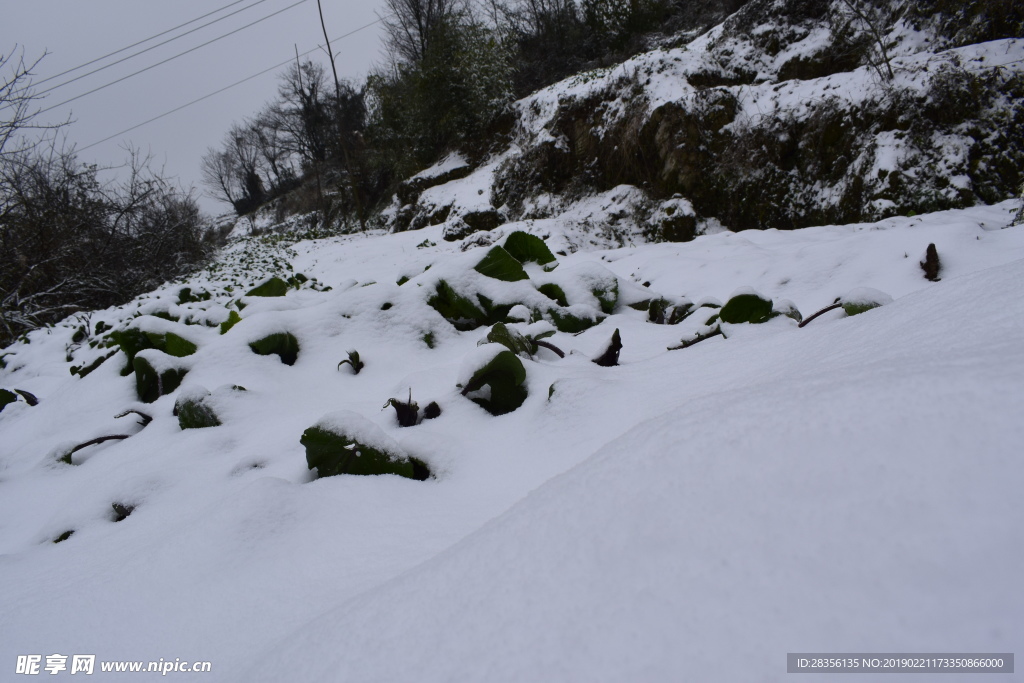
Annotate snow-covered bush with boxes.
[246,277,290,298]
[840,288,894,316]
[249,333,300,366]
[301,412,430,480]
[459,344,528,416]
[718,289,775,325]
[174,386,221,430]
[133,352,189,404]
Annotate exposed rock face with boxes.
[396,163,473,207]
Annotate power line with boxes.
[78,18,384,153]
[33,0,260,88]
[36,0,280,97]
[37,0,310,117]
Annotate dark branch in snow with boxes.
[115,409,153,427]
[69,434,131,456]
[798,303,843,328]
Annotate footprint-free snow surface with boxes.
[1,202,1022,681]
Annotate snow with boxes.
[249,260,1024,683]
[841,287,894,307]
[410,153,469,181]
[2,198,1022,680]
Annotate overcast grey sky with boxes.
[4,0,387,213]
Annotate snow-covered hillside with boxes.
[390,0,1024,240]
[1,198,1022,680]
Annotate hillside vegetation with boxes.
[205,0,1022,242]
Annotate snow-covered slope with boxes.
[1,200,1022,680]
[250,253,1024,683]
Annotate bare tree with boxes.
[250,107,296,188]
[275,60,332,165]
[2,47,45,159]
[833,0,903,82]
[380,0,469,66]
[200,147,243,207]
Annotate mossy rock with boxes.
[0,389,16,413]
[249,332,300,366]
[175,389,221,429]
[462,349,528,416]
[474,246,529,282]
[719,291,774,324]
[301,427,429,480]
[133,357,188,403]
[503,231,556,266]
[246,277,290,297]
